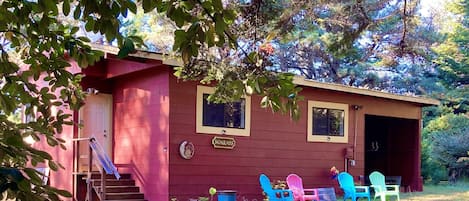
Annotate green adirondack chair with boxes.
[369,171,400,201]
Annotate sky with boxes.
[420,0,448,17]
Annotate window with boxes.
[22,103,37,123]
[196,86,251,136]
[307,100,349,143]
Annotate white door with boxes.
[78,94,113,172]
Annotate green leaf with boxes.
[223,10,236,24]
[73,6,81,19]
[117,38,135,58]
[213,0,223,10]
[46,137,58,146]
[127,1,137,14]
[182,48,192,64]
[260,96,269,108]
[181,1,195,10]
[63,0,70,16]
[6,135,23,148]
[71,27,79,34]
[23,168,42,185]
[214,13,226,35]
[171,8,188,28]
[55,189,72,197]
[143,0,158,13]
[48,161,58,171]
[206,25,215,47]
[173,30,187,51]
[17,179,30,192]
[31,149,53,160]
[85,19,95,31]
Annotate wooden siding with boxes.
[32,60,83,201]
[169,76,423,200]
[113,67,170,201]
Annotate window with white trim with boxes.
[22,103,37,123]
[307,100,349,143]
[196,85,251,136]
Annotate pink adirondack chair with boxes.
[286,174,320,201]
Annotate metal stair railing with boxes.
[73,137,120,201]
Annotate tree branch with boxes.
[401,0,408,52]
[195,0,255,64]
[0,29,28,40]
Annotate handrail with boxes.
[71,137,93,141]
[73,137,120,201]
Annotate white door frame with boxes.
[77,93,113,171]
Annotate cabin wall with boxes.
[168,78,423,200]
[31,60,83,201]
[113,67,171,200]
[34,124,75,201]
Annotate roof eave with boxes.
[90,44,440,106]
[91,44,183,66]
[293,77,440,106]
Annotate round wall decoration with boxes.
[179,141,195,160]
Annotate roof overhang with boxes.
[90,44,440,106]
[91,44,183,66]
[294,77,440,106]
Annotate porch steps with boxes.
[88,173,146,201]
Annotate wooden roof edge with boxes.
[90,44,183,66]
[90,45,439,106]
[293,77,440,106]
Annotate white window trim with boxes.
[196,85,251,136]
[22,104,37,123]
[307,100,349,143]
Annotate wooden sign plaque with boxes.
[211,136,236,149]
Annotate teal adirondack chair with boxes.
[259,174,294,201]
[369,171,400,201]
[337,172,371,201]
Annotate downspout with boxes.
[352,105,363,165]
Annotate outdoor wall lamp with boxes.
[352,105,363,110]
[85,88,99,95]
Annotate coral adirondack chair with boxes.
[259,174,294,201]
[369,171,400,201]
[337,172,371,201]
[286,174,320,201]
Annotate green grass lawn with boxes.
[337,182,469,201]
[399,182,469,201]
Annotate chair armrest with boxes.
[303,188,319,195]
[386,185,400,192]
[272,189,291,193]
[272,189,292,198]
[304,188,317,191]
[355,186,370,193]
[370,185,383,192]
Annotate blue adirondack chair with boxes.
[337,172,371,201]
[259,174,294,201]
[369,171,400,201]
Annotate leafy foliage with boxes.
[0,0,303,199]
[422,114,469,182]
[0,0,465,199]
[420,0,469,183]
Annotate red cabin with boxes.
[40,45,439,201]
